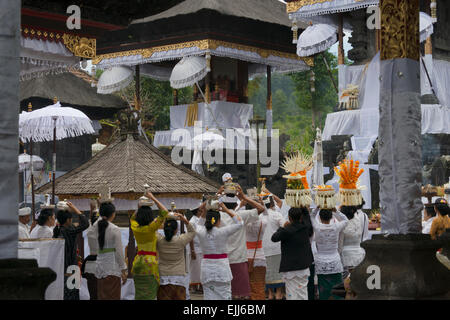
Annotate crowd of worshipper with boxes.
[18,166,450,300]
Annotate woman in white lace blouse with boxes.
[194,202,243,300]
[87,202,127,300]
[338,206,366,278]
[310,208,348,300]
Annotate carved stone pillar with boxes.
[0,0,56,299]
[348,10,369,64]
[351,0,450,299]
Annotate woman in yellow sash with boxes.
[131,191,168,300]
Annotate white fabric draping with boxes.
[95,46,309,73]
[20,37,79,81]
[323,105,450,141]
[170,101,253,130]
[322,110,360,140]
[338,64,366,101]
[421,105,450,134]
[18,239,65,300]
[69,197,203,212]
[288,0,379,18]
[154,128,257,151]
[433,59,450,108]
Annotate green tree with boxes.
[248,50,338,155]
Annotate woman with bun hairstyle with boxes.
[30,209,55,239]
[194,202,243,300]
[156,213,196,300]
[88,202,127,300]
[430,198,450,240]
[130,191,169,300]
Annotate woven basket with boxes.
[285,189,312,208]
[339,188,362,206]
[315,189,336,209]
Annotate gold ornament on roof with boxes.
[63,34,96,59]
[92,39,314,67]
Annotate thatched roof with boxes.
[36,134,220,197]
[20,71,126,110]
[131,0,305,28]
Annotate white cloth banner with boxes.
[154,128,257,150]
[170,101,253,130]
[18,239,65,300]
[323,105,450,141]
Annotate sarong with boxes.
[97,275,121,300]
[84,273,98,300]
[318,273,343,300]
[134,274,159,300]
[190,253,203,285]
[248,260,266,300]
[285,274,309,300]
[230,262,251,299]
[157,284,186,300]
[203,281,232,300]
[265,254,285,289]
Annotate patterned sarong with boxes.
[248,261,266,300]
[318,273,343,300]
[157,284,186,300]
[134,274,158,300]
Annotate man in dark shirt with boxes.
[272,207,313,300]
[53,201,89,300]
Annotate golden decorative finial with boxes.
[27,102,32,112]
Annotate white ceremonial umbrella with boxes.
[420,12,434,43]
[191,129,225,175]
[97,66,134,94]
[18,152,45,204]
[297,23,337,57]
[20,101,95,203]
[18,153,44,173]
[170,56,209,90]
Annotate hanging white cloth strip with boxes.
[95,46,309,73]
[297,23,337,57]
[20,37,80,81]
[97,66,134,94]
[288,0,379,18]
